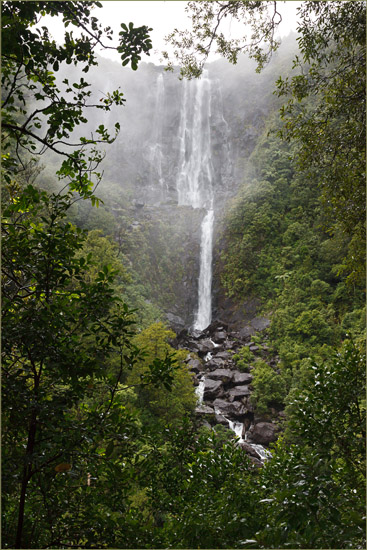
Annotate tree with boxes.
[275,1,365,286]
[127,323,197,429]
[0,4,173,547]
[257,341,366,548]
[163,0,283,78]
[1,1,153,198]
[1,184,178,548]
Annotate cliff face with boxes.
[76,42,296,328]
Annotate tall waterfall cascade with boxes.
[176,71,215,330]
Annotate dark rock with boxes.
[243,396,255,413]
[214,351,233,360]
[248,456,263,467]
[206,369,234,383]
[238,326,256,339]
[166,313,185,331]
[196,338,215,355]
[203,379,224,400]
[206,357,226,370]
[195,405,215,415]
[250,422,279,445]
[213,398,247,418]
[232,372,253,385]
[190,329,203,339]
[224,340,236,350]
[213,331,227,343]
[240,442,263,459]
[215,412,229,426]
[227,385,251,401]
[204,319,229,334]
[187,358,204,373]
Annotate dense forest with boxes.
[1,1,365,549]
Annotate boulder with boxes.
[224,340,236,350]
[196,338,215,355]
[248,456,263,468]
[213,331,227,343]
[238,326,256,339]
[213,398,247,418]
[204,320,229,334]
[215,412,229,426]
[195,405,215,415]
[203,379,224,400]
[232,372,253,385]
[206,357,226,370]
[214,351,233,360]
[190,329,203,339]
[250,422,279,445]
[227,385,251,401]
[240,441,263,460]
[187,358,204,373]
[206,369,233,383]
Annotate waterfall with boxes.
[228,420,245,443]
[176,70,214,330]
[221,414,272,462]
[195,376,206,405]
[195,209,214,330]
[149,74,166,197]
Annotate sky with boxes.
[41,1,302,65]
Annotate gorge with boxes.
[80,56,289,459]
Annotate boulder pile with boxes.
[172,319,283,465]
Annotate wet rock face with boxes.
[175,320,283,464]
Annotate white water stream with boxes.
[215,408,271,462]
[195,376,206,406]
[176,71,214,330]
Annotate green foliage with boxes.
[164,1,283,78]
[135,419,260,549]
[256,341,366,549]
[233,345,255,372]
[275,1,366,285]
[1,186,174,548]
[1,1,152,198]
[286,340,366,472]
[127,323,197,429]
[219,119,364,377]
[251,360,288,415]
